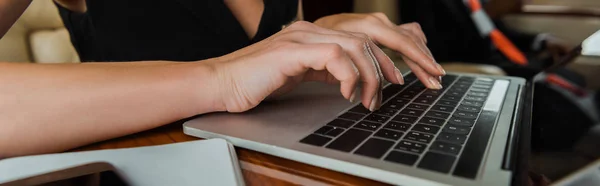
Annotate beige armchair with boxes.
[0,0,79,63]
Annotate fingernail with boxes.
[394,68,404,85]
[369,91,382,112]
[349,87,359,103]
[428,77,442,89]
[436,64,446,75]
[438,76,442,82]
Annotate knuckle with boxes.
[324,44,345,61]
[363,14,380,22]
[288,21,312,29]
[371,12,386,18]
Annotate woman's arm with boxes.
[0,0,31,38]
[0,61,221,157]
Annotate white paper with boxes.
[0,139,244,186]
[582,30,600,57]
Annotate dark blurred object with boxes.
[301,0,353,22]
[398,0,539,67]
[531,79,593,151]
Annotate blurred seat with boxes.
[0,0,79,63]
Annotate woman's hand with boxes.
[207,21,405,113]
[314,13,445,89]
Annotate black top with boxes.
[56,0,298,62]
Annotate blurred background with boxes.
[2,0,599,88]
[1,0,599,182]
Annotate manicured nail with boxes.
[369,91,382,112]
[394,68,405,85]
[438,76,442,82]
[428,77,442,89]
[349,87,359,103]
[436,64,446,75]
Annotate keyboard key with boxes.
[418,152,456,173]
[412,124,440,134]
[405,131,434,143]
[374,129,404,140]
[418,94,438,100]
[430,141,462,155]
[462,100,484,107]
[392,115,419,124]
[403,73,418,83]
[453,83,471,89]
[326,129,372,152]
[327,119,355,128]
[339,112,365,121]
[449,87,468,93]
[464,96,486,102]
[406,85,426,92]
[413,98,435,105]
[446,91,464,97]
[385,151,419,166]
[398,93,417,100]
[382,102,404,110]
[354,121,382,131]
[455,81,473,86]
[395,140,427,153]
[454,111,478,119]
[437,100,458,107]
[300,134,332,146]
[425,111,450,119]
[472,84,492,89]
[418,117,446,126]
[349,105,371,114]
[470,88,490,93]
[448,117,476,127]
[423,89,442,96]
[385,122,412,131]
[467,92,488,97]
[431,104,454,113]
[441,95,461,101]
[402,89,423,96]
[443,125,471,135]
[399,109,424,117]
[355,138,395,158]
[373,108,398,117]
[459,76,475,81]
[438,132,467,144]
[474,80,493,85]
[388,97,409,105]
[364,114,391,123]
[315,126,334,135]
[325,128,345,137]
[406,103,428,110]
[457,105,481,113]
[382,84,404,101]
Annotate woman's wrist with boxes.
[180,60,227,114]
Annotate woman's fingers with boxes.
[347,32,404,85]
[402,56,443,89]
[282,31,381,110]
[398,22,427,44]
[282,43,360,101]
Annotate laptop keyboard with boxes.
[300,73,498,179]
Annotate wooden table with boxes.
[72,123,388,186]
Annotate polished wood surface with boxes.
[71,123,388,186]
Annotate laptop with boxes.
[183,31,597,185]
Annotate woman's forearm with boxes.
[0,61,222,157]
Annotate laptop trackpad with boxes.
[184,82,353,146]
